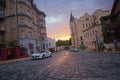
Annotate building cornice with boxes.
[82,24,101,32]
[5,13,32,20]
[17,0,32,10]
[18,24,33,30]
[111,0,119,15]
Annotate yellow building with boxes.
[70,9,109,51]
[0,0,47,55]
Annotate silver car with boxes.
[31,51,52,59]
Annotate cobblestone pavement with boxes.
[0,51,120,80]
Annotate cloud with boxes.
[46,14,65,24]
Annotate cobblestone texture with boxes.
[0,51,120,80]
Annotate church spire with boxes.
[70,12,74,22]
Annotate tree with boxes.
[56,38,72,46]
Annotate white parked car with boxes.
[70,48,79,52]
[31,51,52,59]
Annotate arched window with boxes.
[21,30,25,38]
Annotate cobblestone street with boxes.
[0,51,120,80]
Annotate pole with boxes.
[15,0,19,46]
[93,15,99,52]
[95,30,99,52]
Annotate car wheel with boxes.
[50,54,52,57]
[42,54,45,59]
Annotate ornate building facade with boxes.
[70,9,109,50]
[0,0,48,55]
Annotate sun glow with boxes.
[55,36,70,41]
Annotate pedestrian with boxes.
[113,38,117,49]
[98,41,104,51]
[80,43,85,51]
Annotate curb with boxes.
[0,57,31,64]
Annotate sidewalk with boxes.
[0,57,31,64]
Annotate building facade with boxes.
[70,9,109,50]
[47,37,56,52]
[101,0,120,50]
[69,13,79,49]
[0,0,48,55]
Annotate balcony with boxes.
[18,24,33,30]
[17,13,32,20]
[0,12,5,20]
[17,0,31,10]
[0,26,6,33]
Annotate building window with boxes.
[26,9,30,16]
[43,44,45,50]
[92,23,94,26]
[93,31,94,35]
[89,23,90,27]
[20,30,25,38]
[41,29,44,34]
[0,5,3,13]
[86,23,88,27]
[96,21,99,24]
[86,18,89,21]
[83,24,84,28]
[19,6,24,13]
[26,0,30,6]
[84,34,85,38]
[20,18,24,24]
[88,33,89,37]
[27,20,31,27]
[28,32,32,38]
[18,0,24,1]
[49,43,51,46]
[80,36,83,40]
[90,32,92,36]
[42,36,45,40]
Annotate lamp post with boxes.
[93,15,100,52]
[95,28,100,52]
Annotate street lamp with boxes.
[93,15,100,52]
[95,28,100,52]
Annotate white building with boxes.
[47,37,56,52]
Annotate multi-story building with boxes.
[0,0,48,55]
[70,9,109,50]
[101,0,120,50]
[0,0,6,48]
[82,10,109,50]
[47,37,56,52]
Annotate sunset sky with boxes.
[34,0,114,40]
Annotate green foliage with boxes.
[20,47,27,56]
[0,0,6,6]
[8,40,16,47]
[100,16,110,42]
[64,46,70,50]
[0,44,6,49]
[56,38,71,46]
[69,38,72,45]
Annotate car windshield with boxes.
[39,51,45,53]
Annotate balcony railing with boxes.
[17,13,32,20]
[0,12,4,19]
[18,24,33,29]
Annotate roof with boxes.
[111,0,119,15]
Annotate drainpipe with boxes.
[15,0,19,46]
